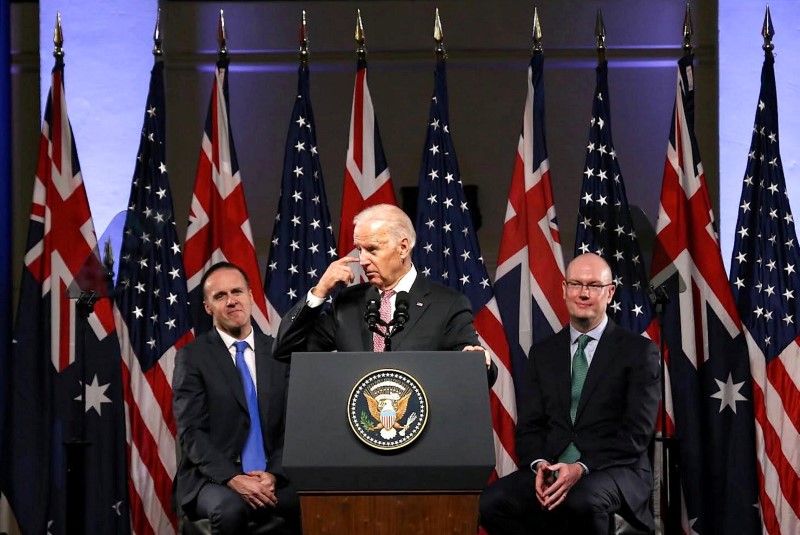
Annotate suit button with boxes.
[572,432,578,439]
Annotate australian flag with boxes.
[412,56,515,478]
[650,53,760,534]
[728,31,800,534]
[265,61,336,326]
[113,58,194,535]
[1,55,130,535]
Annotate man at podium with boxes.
[479,253,660,534]
[275,204,497,386]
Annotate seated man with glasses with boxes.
[479,253,660,534]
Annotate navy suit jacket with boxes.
[275,276,497,384]
[516,319,660,526]
[172,328,290,509]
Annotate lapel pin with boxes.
[416,302,423,307]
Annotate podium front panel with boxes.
[283,351,495,492]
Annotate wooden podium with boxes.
[299,492,480,534]
[283,352,495,535]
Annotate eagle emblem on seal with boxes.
[348,369,428,450]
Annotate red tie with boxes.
[373,289,395,352]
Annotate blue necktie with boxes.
[234,340,267,472]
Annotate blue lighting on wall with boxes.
[719,1,800,271]
[39,1,156,240]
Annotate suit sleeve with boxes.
[441,291,480,350]
[588,336,660,471]
[514,343,550,468]
[173,348,241,485]
[273,298,335,358]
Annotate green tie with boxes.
[559,334,590,464]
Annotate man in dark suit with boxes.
[173,262,300,534]
[275,203,496,385]
[479,253,660,534]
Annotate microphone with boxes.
[393,291,410,328]
[364,286,380,329]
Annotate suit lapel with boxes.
[555,329,573,414]
[390,276,430,349]
[208,329,249,413]
[254,332,271,422]
[575,320,616,422]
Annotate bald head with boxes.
[562,253,616,332]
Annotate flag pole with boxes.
[433,7,445,60]
[56,13,99,534]
[355,8,366,61]
[651,7,695,535]
[299,10,308,67]
[217,9,228,61]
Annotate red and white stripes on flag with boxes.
[184,59,271,334]
[113,59,195,535]
[494,51,568,463]
[338,57,397,280]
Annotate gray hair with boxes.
[353,204,416,250]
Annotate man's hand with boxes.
[311,256,358,298]
[534,461,583,510]
[227,473,278,509]
[462,345,492,368]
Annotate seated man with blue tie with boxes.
[479,253,660,534]
[274,203,496,385]
[173,262,300,534]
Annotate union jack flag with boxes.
[113,58,194,535]
[650,53,761,534]
[494,49,568,412]
[183,58,271,334]
[412,56,514,478]
[339,55,397,280]
[728,39,800,534]
[2,54,130,535]
[265,63,336,326]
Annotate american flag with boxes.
[575,60,654,334]
[265,62,336,325]
[575,59,675,530]
[113,58,194,535]
[728,38,800,534]
[412,56,514,478]
[2,54,130,535]
[183,58,271,334]
[339,55,397,280]
[650,53,761,534]
[494,49,568,411]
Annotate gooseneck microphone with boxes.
[393,291,410,328]
[364,286,380,329]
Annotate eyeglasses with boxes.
[564,281,614,295]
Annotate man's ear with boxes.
[203,301,212,316]
[399,237,410,259]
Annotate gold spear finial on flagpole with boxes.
[153,8,163,57]
[434,8,446,60]
[682,3,693,53]
[762,4,774,52]
[217,9,228,59]
[299,10,309,66]
[53,12,64,58]
[595,8,606,62]
[532,7,543,53]
[355,9,366,60]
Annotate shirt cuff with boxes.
[577,462,589,475]
[530,459,547,473]
[306,289,325,308]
